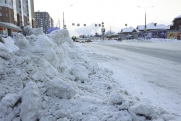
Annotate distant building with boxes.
[136,23,169,31]
[0,0,35,36]
[169,15,181,30]
[120,27,140,34]
[35,11,54,33]
[118,27,140,40]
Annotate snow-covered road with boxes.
[77,41,181,116]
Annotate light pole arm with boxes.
[138,6,153,29]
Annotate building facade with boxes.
[16,0,35,28]
[0,0,18,25]
[35,11,54,33]
[170,15,181,30]
[0,0,35,36]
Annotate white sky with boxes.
[34,0,181,33]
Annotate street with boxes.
[77,41,181,116]
[101,43,181,63]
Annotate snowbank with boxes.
[0,26,180,121]
[20,81,41,121]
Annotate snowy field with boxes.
[0,27,181,121]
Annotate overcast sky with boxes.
[34,0,181,33]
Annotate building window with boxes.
[5,0,7,4]
[0,19,2,22]
[0,12,2,16]
[179,25,181,30]
[0,6,1,10]
[6,13,8,17]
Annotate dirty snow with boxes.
[0,27,180,121]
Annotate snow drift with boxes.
[0,27,180,121]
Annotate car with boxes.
[117,37,122,41]
[74,38,80,42]
[0,35,4,43]
[126,35,133,40]
[111,37,122,41]
[1,34,8,38]
[79,38,85,43]
[85,38,92,42]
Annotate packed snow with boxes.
[137,23,169,30]
[0,27,180,121]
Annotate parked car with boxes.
[0,35,4,43]
[85,38,92,42]
[126,35,133,40]
[111,37,122,41]
[79,38,85,43]
[106,34,118,40]
[117,37,122,41]
[1,34,8,38]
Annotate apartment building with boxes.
[16,0,35,28]
[0,0,35,36]
[35,11,54,33]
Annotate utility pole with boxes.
[138,6,154,40]
[110,26,111,34]
[63,5,73,29]
[63,12,64,29]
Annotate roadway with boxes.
[77,41,181,115]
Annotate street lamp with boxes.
[138,6,154,39]
[63,4,73,29]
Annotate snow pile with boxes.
[137,23,169,30]
[0,37,19,60]
[20,81,41,121]
[121,27,140,33]
[0,27,180,121]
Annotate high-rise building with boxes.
[35,11,54,33]
[16,0,35,28]
[0,0,35,36]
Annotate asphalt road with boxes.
[95,43,181,63]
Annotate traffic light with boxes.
[84,24,86,26]
[95,24,97,27]
[99,24,101,27]
[77,24,80,26]
[72,23,75,26]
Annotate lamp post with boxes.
[63,4,73,29]
[107,22,115,35]
[138,6,154,39]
